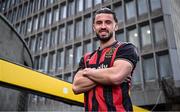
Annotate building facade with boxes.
[0,0,180,111]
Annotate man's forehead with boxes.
[95,13,114,20]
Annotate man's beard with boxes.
[96,32,113,42]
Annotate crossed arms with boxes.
[72,59,133,94]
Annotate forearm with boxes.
[84,60,133,85]
[72,70,96,94]
[84,67,121,85]
[73,82,96,94]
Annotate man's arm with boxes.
[72,69,96,94]
[83,59,133,85]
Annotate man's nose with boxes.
[100,22,107,28]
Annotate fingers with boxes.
[83,68,92,75]
[82,68,96,76]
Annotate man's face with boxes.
[93,13,118,42]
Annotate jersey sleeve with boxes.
[75,56,85,73]
[73,57,85,80]
[115,43,139,68]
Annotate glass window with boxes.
[39,13,45,29]
[66,23,74,43]
[58,26,66,45]
[84,42,92,54]
[17,6,22,20]
[33,16,39,31]
[37,0,41,10]
[154,21,167,45]
[20,22,26,35]
[28,0,33,15]
[137,0,148,15]
[125,1,136,20]
[23,3,28,18]
[85,0,92,9]
[157,54,172,78]
[7,11,13,22]
[116,31,125,42]
[132,62,141,84]
[84,16,92,35]
[48,52,56,74]
[34,0,39,12]
[57,50,64,69]
[43,31,50,50]
[4,0,10,10]
[93,39,100,50]
[34,56,40,70]
[150,0,161,11]
[140,25,152,48]
[76,0,83,13]
[15,0,21,5]
[65,48,73,67]
[41,54,48,73]
[40,0,43,9]
[36,35,43,52]
[50,29,58,48]
[68,1,74,17]
[15,24,20,33]
[47,0,54,6]
[11,0,15,5]
[40,0,46,9]
[75,20,83,39]
[53,8,59,23]
[0,1,5,11]
[60,4,67,19]
[74,45,82,65]
[143,56,156,81]
[26,19,32,34]
[114,4,124,23]
[29,37,36,53]
[94,0,101,5]
[12,8,17,23]
[46,11,52,26]
[44,0,48,7]
[128,28,139,48]
[64,73,72,82]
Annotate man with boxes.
[72,8,139,112]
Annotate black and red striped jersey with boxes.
[75,41,139,112]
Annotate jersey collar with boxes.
[98,40,118,51]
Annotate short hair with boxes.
[93,7,118,23]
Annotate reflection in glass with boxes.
[128,29,139,48]
[140,25,152,48]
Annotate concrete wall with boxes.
[0,14,32,111]
[169,0,180,87]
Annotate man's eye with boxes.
[96,21,102,24]
[106,21,112,24]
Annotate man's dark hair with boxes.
[93,7,118,23]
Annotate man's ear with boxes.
[115,24,118,31]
